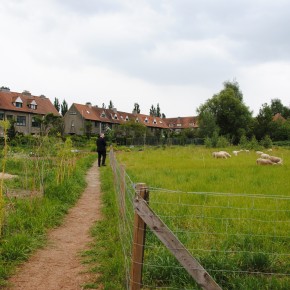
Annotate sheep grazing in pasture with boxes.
[256,151,264,155]
[260,153,270,159]
[232,150,240,156]
[269,156,283,164]
[267,148,273,152]
[212,151,231,159]
[256,158,275,165]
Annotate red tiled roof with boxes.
[0,90,60,116]
[272,113,286,122]
[165,116,198,129]
[71,103,169,129]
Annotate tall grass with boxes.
[0,151,96,287]
[114,146,290,289]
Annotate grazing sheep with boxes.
[219,151,231,158]
[256,158,274,165]
[212,151,229,159]
[260,153,270,159]
[232,150,240,156]
[256,151,264,155]
[267,148,273,152]
[269,156,283,164]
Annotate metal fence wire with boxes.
[109,149,290,289]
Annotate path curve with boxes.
[5,160,102,290]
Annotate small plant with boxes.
[0,120,10,235]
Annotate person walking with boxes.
[96,133,107,167]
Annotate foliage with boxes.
[61,99,68,116]
[0,150,96,287]
[133,103,141,114]
[108,100,114,109]
[260,135,273,149]
[197,80,252,144]
[53,97,60,112]
[115,120,146,138]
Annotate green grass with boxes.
[0,152,97,287]
[111,146,290,289]
[82,164,125,290]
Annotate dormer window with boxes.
[144,117,148,123]
[28,100,37,110]
[136,118,139,123]
[14,97,23,108]
[125,116,129,121]
[114,113,118,120]
[101,111,106,118]
[153,118,157,124]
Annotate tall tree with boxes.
[150,105,156,116]
[156,103,161,117]
[197,80,253,144]
[61,100,68,116]
[54,97,60,112]
[108,100,114,109]
[133,103,140,114]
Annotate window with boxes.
[16,116,26,126]
[29,104,37,110]
[153,119,157,124]
[15,102,23,108]
[101,123,107,131]
[114,114,118,120]
[144,117,148,123]
[32,117,40,127]
[125,116,129,121]
[0,113,4,120]
[69,111,77,115]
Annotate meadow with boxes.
[114,146,290,289]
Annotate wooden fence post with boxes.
[130,183,149,290]
[120,165,126,217]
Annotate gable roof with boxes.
[0,90,60,116]
[70,103,170,129]
[272,113,286,123]
[165,116,198,129]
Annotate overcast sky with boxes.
[1,0,290,117]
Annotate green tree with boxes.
[254,103,274,140]
[133,103,140,114]
[108,100,114,109]
[54,97,60,112]
[150,105,156,116]
[61,100,68,116]
[156,103,161,117]
[197,80,252,144]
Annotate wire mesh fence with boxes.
[109,149,290,289]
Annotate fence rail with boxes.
[109,149,290,289]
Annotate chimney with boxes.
[112,107,117,113]
[22,90,31,96]
[86,102,92,108]
[0,86,10,92]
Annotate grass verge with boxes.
[82,164,125,290]
[0,153,97,287]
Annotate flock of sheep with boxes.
[212,149,283,165]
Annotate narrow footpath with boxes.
[5,161,102,290]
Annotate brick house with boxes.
[63,102,169,136]
[165,116,198,133]
[0,88,60,136]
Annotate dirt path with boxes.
[5,161,102,290]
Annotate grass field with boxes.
[114,146,290,289]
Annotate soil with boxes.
[4,161,103,290]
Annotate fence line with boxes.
[109,149,290,289]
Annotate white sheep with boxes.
[256,158,274,165]
[219,151,231,158]
[260,153,270,159]
[269,156,283,164]
[232,150,240,156]
[256,151,264,155]
[212,151,231,159]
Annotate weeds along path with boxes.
[6,161,102,290]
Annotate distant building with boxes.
[165,116,198,133]
[0,88,60,136]
[63,103,169,136]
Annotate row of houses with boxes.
[0,88,198,137]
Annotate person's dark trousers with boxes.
[98,151,106,167]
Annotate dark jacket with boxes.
[97,136,107,152]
